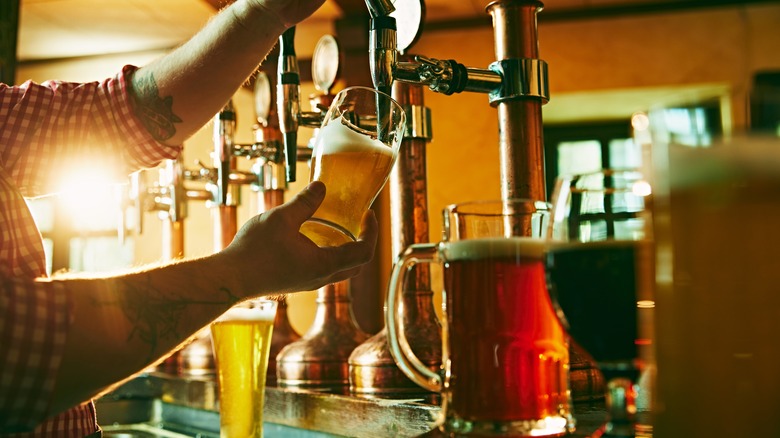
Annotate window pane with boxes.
[558,140,602,175]
[609,138,641,168]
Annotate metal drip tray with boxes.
[102,423,202,438]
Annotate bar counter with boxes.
[97,372,610,437]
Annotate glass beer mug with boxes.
[300,86,406,247]
[386,199,573,436]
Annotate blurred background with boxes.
[8,0,780,335]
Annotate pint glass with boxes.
[386,200,573,436]
[211,299,278,438]
[300,86,406,247]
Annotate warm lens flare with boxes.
[56,166,124,231]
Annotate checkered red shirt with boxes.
[0,65,181,436]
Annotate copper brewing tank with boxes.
[487,0,603,401]
[348,80,441,400]
[277,280,368,394]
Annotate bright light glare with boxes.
[57,166,123,232]
[632,180,652,197]
[631,112,650,132]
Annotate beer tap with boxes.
[274,34,371,394]
[349,0,441,400]
[277,27,300,183]
[276,28,331,182]
[362,0,603,403]
[367,2,396,97]
[363,0,549,202]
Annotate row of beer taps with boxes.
[128,0,603,402]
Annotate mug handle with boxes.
[385,243,443,393]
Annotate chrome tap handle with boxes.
[213,101,236,205]
[369,16,397,96]
[277,26,300,182]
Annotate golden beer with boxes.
[211,301,277,438]
[301,114,396,247]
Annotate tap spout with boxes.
[213,100,236,205]
[369,16,397,97]
[277,26,300,182]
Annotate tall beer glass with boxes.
[300,86,406,247]
[211,299,278,438]
[386,200,573,437]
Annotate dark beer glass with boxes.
[386,200,573,437]
[546,169,653,437]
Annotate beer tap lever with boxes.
[214,101,236,205]
[277,26,300,182]
[368,16,397,97]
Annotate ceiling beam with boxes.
[426,0,780,32]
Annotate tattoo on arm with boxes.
[129,71,183,142]
[96,276,241,363]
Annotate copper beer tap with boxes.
[362,0,604,402]
[349,77,441,400]
[274,33,374,394]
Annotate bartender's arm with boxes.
[48,185,377,416]
[44,0,336,419]
[128,0,325,146]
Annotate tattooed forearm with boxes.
[94,275,241,363]
[129,71,183,142]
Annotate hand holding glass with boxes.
[300,86,406,247]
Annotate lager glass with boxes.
[386,199,573,436]
[211,299,278,438]
[300,86,406,247]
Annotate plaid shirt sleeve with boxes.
[0,65,182,436]
[0,64,182,197]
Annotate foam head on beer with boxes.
[302,114,396,247]
[215,302,277,323]
[312,115,392,163]
[442,236,546,261]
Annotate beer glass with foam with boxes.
[386,200,573,437]
[211,299,278,438]
[300,86,406,247]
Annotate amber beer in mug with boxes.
[386,200,572,436]
[211,300,278,438]
[300,86,405,247]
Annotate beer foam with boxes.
[315,115,392,155]
[216,303,276,323]
[444,237,546,261]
